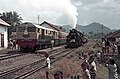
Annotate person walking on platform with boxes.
[105,57,118,79]
[51,39,54,49]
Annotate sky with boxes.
[0,0,120,29]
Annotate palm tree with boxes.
[0,11,23,38]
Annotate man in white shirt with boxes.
[51,39,54,49]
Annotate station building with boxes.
[0,19,10,48]
[105,29,120,43]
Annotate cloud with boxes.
[0,0,78,28]
[72,0,120,29]
[0,0,120,29]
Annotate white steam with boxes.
[19,0,78,28]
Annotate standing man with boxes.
[51,39,54,49]
[12,39,16,50]
[105,39,110,55]
[101,38,106,55]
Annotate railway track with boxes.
[0,54,10,57]
[0,48,70,79]
[0,53,27,61]
[15,48,75,79]
[0,45,64,61]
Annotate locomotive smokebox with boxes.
[70,29,77,33]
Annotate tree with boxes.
[0,11,23,38]
[88,31,93,36]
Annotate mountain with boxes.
[62,22,112,34]
[111,29,117,32]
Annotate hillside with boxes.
[62,22,112,34]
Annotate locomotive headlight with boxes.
[23,26,29,38]
[24,29,28,35]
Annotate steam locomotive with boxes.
[66,29,87,48]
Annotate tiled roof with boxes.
[40,21,66,32]
[112,30,120,38]
[105,29,120,38]
[0,18,10,26]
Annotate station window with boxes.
[38,28,40,32]
[46,30,47,34]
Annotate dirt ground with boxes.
[26,40,110,79]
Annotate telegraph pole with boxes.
[101,24,103,38]
[37,15,40,25]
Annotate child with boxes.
[45,53,51,69]
[54,71,63,79]
[81,62,91,79]
[90,66,96,79]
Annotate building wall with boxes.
[4,31,8,47]
[0,25,8,48]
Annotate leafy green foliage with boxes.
[0,11,23,38]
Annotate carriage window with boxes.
[17,27,25,32]
[28,27,36,32]
[49,31,51,34]
[53,31,55,35]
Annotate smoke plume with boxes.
[19,0,78,28]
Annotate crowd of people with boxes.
[102,38,120,55]
[44,37,120,79]
[81,54,97,79]
[8,37,120,79]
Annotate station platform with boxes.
[0,47,6,51]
